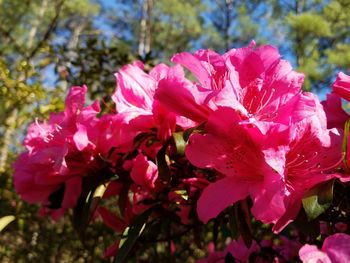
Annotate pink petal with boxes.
[322,92,349,130]
[197,177,250,223]
[150,63,184,80]
[273,196,302,233]
[322,233,350,263]
[250,177,286,224]
[113,62,155,112]
[273,92,316,125]
[186,108,268,178]
[155,76,211,123]
[73,124,89,151]
[332,72,350,102]
[171,52,212,88]
[98,207,127,232]
[61,176,82,209]
[299,244,331,263]
[131,154,158,190]
[65,86,87,116]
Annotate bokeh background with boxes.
[1,0,350,262]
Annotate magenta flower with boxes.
[322,72,350,170]
[322,72,350,130]
[112,61,193,141]
[185,107,289,226]
[130,153,159,191]
[322,92,348,130]
[186,100,342,231]
[268,98,343,232]
[13,86,124,218]
[332,72,350,102]
[155,42,315,127]
[299,233,350,263]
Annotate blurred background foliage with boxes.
[1,0,350,262]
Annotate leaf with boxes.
[88,183,109,218]
[294,209,320,238]
[73,181,109,239]
[234,201,252,248]
[172,132,186,155]
[302,180,334,221]
[0,215,15,232]
[228,206,238,240]
[174,189,188,200]
[156,145,171,184]
[114,209,152,263]
[118,183,130,217]
[183,122,206,141]
[342,119,350,169]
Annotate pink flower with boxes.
[187,101,342,231]
[332,72,350,102]
[321,72,350,130]
[155,42,314,127]
[112,61,193,141]
[321,92,348,130]
[267,98,343,232]
[130,153,159,191]
[186,107,289,227]
[299,233,350,263]
[129,152,161,214]
[322,72,350,170]
[13,86,124,218]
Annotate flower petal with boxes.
[197,177,249,223]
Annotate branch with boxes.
[26,0,65,61]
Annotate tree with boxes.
[203,0,264,52]
[268,0,350,90]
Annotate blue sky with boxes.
[44,0,332,99]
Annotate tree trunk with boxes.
[138,0,153,57]
[28,0,49,49]
[0,109,18,173]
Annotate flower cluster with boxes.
[13,42,350,261]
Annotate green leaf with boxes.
[174,189,188,201]
[73,181,109,239]
[234,201,252,248]
[302,180,334,221]
[114,209,152,263]
[156,145,171,184]
[228,206,238,240]
[0,215,15,232]
[342,119,350,169]
[172,132,186,155]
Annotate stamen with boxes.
[258,88,276,110]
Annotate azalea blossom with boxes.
[332,72,350,102]
[155,41,315,128]
[112,61,193,141]
[322,72,350,130]
[299,233,350,263]
[185,107,289,227]
[322,72,350,170]
[13,86,125,219]
[186,99,342,231]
